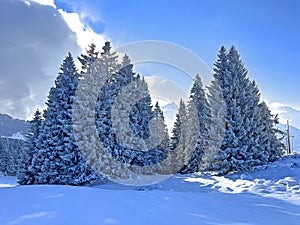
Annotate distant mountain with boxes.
[269,102,300,153]
[161,102,177,132]
[269,102,300,129]
[276,123,300,153]
[0,113,28,139]
[0,113,28,176]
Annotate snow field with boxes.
[1,154,300,225]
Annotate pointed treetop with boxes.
[102,41,112,54]
[33,108,42,117]
[195,73,203,84]
[179,99,186,111]
[220,45,227,52]
[190,74,204,96]
[81,43,98,59]
[154,101,164,120]
[86,43,99,58]
[228,45,245,66]
[229,45,237,53]
[216,46,228,62]
[58,52,77,77]
[122,54,131,67]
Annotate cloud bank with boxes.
[0,0,105,119]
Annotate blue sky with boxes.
[0,0,299,119]
[54,0,300,107]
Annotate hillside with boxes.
[0,113,28,139]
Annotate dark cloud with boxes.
[0,0,81,119]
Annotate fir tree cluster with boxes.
[18,43,284,185]
[0,137,25,176]
[171,46,284,175]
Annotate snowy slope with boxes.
[1,154,300,225]
[277,123,300,152]
[0,113,28,140]
[268,102,300,152]
[269,102,300,129]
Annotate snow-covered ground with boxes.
[1,132,25,140]
[1,154,300,225]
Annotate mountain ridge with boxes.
[0,113,28,138]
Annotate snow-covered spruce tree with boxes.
[122,76,170,173]
[101,41,121,75]
[32,53,98,185]
[211,46,255,173]
[258,101,284,162]
[210,46,283,174]
[205,78,226,173]
[170,99,188,171]
[146,101,170,166]
[226,46,281,171]
[95,54,171,179]
[73,42,121,178]
[182,74,211,173]
[18,109,43,184]
[151,102,169,151]
[239,80,265,168]
[78,43,99,74]
[226,47,258,171]
[96,61,139,162]
[208,46,237,174]
[97,63,153,164]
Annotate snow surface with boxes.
[269,102,300,152]
[269,102,300,129]
[1,154,300,225]
[1,132,26,140]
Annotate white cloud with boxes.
[26,0,56,8]
[26,0,106,51]
[144,76,190,131]
[58,9,106,51]
[145,76,189,106]
[0,0,107,119]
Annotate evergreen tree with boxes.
[226,46,254,171]
[183,74,210,173]
[95,52,172,179]
[101,41,121,75]
[148,102,170,163]
[0,143,12,175]
[73,42,120,179]
[152,102,169,150]
[32,53,98,185]
[258,102,284,162]
[0,137,27,176]
[209,46,237,173]
[78,43,99,74]
[96,63,154,165]
[18,109,43,184]
[210,45,283,174]
[121,54,131,68]
[170,99,188,171]
[205,78,226,172]
[0,138,25,176]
